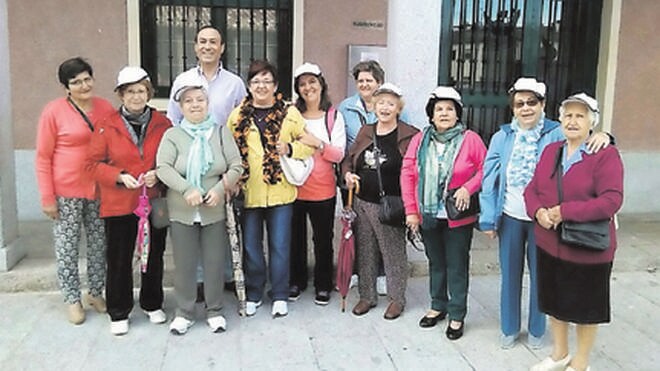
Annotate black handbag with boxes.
[554,145,610,252]
[445,188,480,220]
[372,126,405,227]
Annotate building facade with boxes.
[3,0,659,224]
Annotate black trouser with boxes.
[289,197,336,293]
[105,214,167,321]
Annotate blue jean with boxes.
[498,214,546,337]
[242,204,293,302]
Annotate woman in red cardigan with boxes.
[524,93,623,371]
[85,67,172,336]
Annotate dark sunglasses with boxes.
[513,99,540,109]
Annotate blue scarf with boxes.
[180,115,215,192]
[507,115,544,188]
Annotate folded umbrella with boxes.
[226,198,247,316]
[133,184,151,273]
[336,183,359,312]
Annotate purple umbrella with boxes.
[336,183,359,312]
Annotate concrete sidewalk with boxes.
[0,272,657,370]
[0,213,657,370]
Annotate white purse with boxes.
[280,155,314,186]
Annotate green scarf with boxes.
[180,115,215,192]
[417,123,465,217]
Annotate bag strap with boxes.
[371,125,386,198]
[67,96,95,132]
[554,143,564,203]
[324,106,337,139]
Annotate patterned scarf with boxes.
[417,123,465,216]
[119,105,151,154]
[180,115,215,192]
[233,94,289,185]
[507,114,545,188]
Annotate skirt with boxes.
[537,247,613,324]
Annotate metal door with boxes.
[438,0,603,144]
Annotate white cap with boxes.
[508,77,546,98]
[561,92,600,127]
[115,66,149,91]
[561,92,599,113]
[293,62,322,78]
[429,86,463,107]
[373,82,403,97]
[173,74,208,102]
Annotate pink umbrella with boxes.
[134,183,151,273]
[336,183,359,312]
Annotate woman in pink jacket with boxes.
[35,57,115,325]
[401,87,486,340]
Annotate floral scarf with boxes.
[233,94,290,185]
[507,114,545,188]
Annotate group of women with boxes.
[37,55,623,370]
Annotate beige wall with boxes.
[8,0,127,149]
[302,0,387,104]
[612,0,660,151]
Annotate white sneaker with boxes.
[271,300,288,318]
[110,319,129,336]
[349,274,359,289]
[169,316,194,335]
[377,276,387,296]
[530,355,571,371]
[207,315,227,333]
[245,300,262,317]
[143,309,167,324]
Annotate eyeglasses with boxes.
[513,99,540,109]
[249,80,275,87]
[68,76,94,87]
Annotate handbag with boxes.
[372,126,405,227]
[554,145,610,251]
[150,197,170,229]
[444,187,480,220]
[280,155,314,186]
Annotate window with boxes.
[140,0,293,99]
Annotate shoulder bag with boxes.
[372,126,405,227]
[554,145,610,251]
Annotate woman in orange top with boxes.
[288,63,346,305]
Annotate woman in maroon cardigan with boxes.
[524,93,623,371]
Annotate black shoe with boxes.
[445,321,464,340]
[224,281,236,292]
[288,285,302,301]
[418,311,447,328]
[196,282,205,303]
[314,291,330,306]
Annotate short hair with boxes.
[194,25,224,45]
[247,60,278,85]
[374,92,405,114]
[425,98,463,123]
[294,73,332,113]
[116,78,155,101]
[559,103,599,127]
[351,60,385,84]
[58,57,93,88]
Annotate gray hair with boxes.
[559,103,599,128]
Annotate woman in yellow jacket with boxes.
[227,60,314,318]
